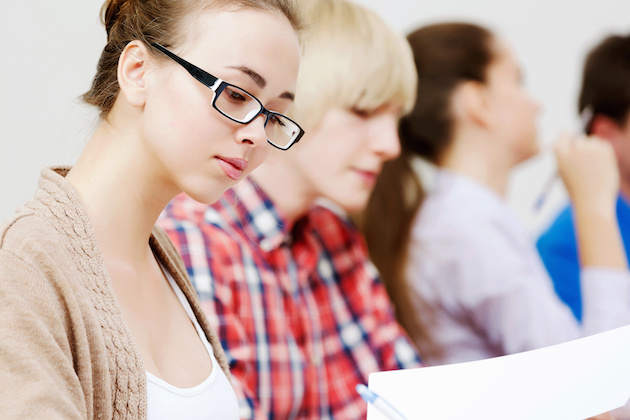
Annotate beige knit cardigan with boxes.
[0,167,231,419]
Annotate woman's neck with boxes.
[438,134,514,196]
[66,121,177,264]
[250,153,316,226]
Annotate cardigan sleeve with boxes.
[0,250,87,419]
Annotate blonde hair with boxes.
[83,0,306,118]
[289,0,417,129]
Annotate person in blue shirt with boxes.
[537,32,630,321]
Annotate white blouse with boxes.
[407,169,630,365]
[146,269,238,420]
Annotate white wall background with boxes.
[1,0,629,236]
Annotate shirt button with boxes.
[259,238,272,252]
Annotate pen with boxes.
[533,105,594,212]
[356,383,407,420]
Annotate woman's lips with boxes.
[355,169,378,185]
[216,157,248,180]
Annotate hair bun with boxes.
[102,0,133,36]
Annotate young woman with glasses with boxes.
[157,0,422,418]
[0,0,304,418]
[360,22,630,371]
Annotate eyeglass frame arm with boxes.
[151,42,304,150]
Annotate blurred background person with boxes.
[359,22,630,366]
[538,32,630,321]
[158,0,421,418]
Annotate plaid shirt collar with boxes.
[223,177,291,253]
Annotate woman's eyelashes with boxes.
[351,107,372,118]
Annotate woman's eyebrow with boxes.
[229,65,295,101]
[229,65,266,88]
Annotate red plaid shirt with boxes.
[158,178,421,420]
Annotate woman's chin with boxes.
[184,187,230,206]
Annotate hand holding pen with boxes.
[533,105,594,212]
[554,118,625,270]
[554,131,619,212]
[356,384,407,420]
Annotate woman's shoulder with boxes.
[0,209,88,290]
[1,167,87,257]
[0,212,81,312]
[1,210,62,257]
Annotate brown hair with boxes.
[357,148,430,356]
[359,22,495,361]
[83,0,306,118]
[579,32,630,132]
[399,22,494,163]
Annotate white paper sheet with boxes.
[367,325,630,420]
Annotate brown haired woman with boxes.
[360,22,630,368]
[0,0,304,418]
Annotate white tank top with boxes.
[146,269,239,420]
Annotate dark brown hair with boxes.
[359,22,495,361]
[399,22,494,163]
[83,0,306,118]
[579,32,630,132]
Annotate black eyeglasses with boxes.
[152,43,304,150]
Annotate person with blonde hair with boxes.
[158,0,421,418]
[0,0,305,418]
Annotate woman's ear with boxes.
[452,80,492,128]
[117,40,151,108]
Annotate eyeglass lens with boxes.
[215,85,299,149]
